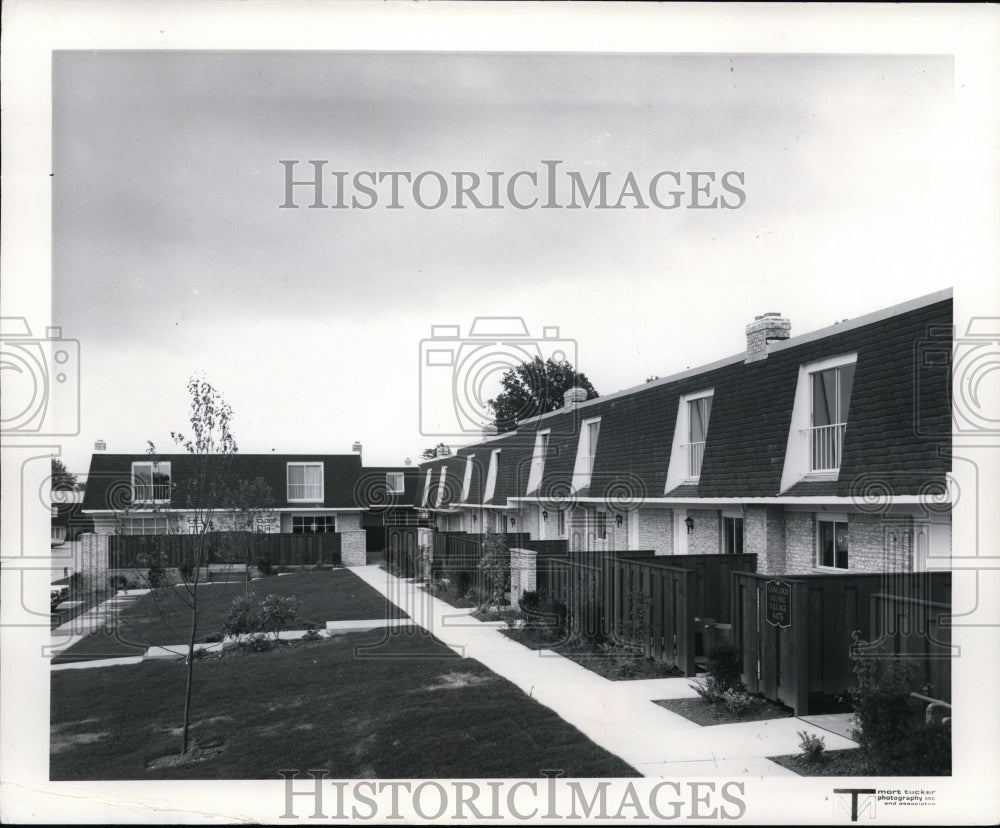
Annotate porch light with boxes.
[685,515,694,534]
[472,513,477,523]
[509,516,516,527]
[542,510,549,521]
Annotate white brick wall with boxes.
[689,510,721,555]
[509,548,537,605]
[637,509,673,555]
[783,511,915,574]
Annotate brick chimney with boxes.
[352,441,363,456]
[563,387,588,407]
[435,443,452,458]
[482,423,499,438]
[745,312,791,363]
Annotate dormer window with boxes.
[421,468,433,507]
[483,449,501,502]
[461,454,475,502]
[436,466,448,507]
[526,430,550,495]
[809,363,855,471]
[685,394,713,479]
[132,461,171,503]
[779,352,858,492]
[664,390,713,493]
[287,462,323,502]
[571,417,601,493]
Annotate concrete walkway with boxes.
[351,565,858,777]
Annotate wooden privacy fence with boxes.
[430,532,531,597]
[537,550,758,675]
[732,571,952,715]
[108,532,342,568]
[386,526,422,577]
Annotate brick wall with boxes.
[783,510,915,575]
[637,508,674,555]
[509,548,537,605]
[688,510,721,555]
[79,533,109,593]
[745,505,788,575]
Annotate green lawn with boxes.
[53,570,406,663]
[51,628,639,779]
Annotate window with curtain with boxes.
[287,462,324,501]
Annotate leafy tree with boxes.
[421,443,450,460]
[51,457,78,491]
[487,356,598,433]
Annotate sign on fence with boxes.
[765,579,792,628]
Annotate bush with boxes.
[178,562,194,581]
[454,570,472,598]
[301,628,324,642]
[518,590,541,614]
[146,562,168,589]
[692,643,744,704]
[721,688,754,717]
[256,557,275,576]
[222,592,260,641]
[798,730,827,764]
[240,632,273,653]
[849,631,952,775]
[258,594,300,639]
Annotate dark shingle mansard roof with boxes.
[421,294,952,502]
[82,454,376,511]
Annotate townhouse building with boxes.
[419,289,953,577]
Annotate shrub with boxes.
[146,562,169,589]
[849,631,951,775]
[301,628,324,642]
[241,632,272,652]
[798,730,827,764]
[721,688,754,717]
[477,531,510,609]
[222,592,260,641]
[454,570,472,598]
[178,562,194,581]
[518,590,541,614]
[706,643,742,693]
[256,557,275,576]
[258,594,300,639]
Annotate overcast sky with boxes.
[53,51,957,474]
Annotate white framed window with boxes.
[287,462,323,502]
[816,515,849,570]
[664,389,713,492]
[483,448,501,502]
[686,394,713,479]
[421,468,433,507]
[51,526,67,544]
[495,510,505,534]
[780,353,858,492]
[722,516,744,555]
[809,363,856,471]
[292,514,336,534]
[386,472,404,494]
[571,417,601,493]
[460,454,475,502]
[436,466,448,507]
[556,508,566,537]
[119,516,171,535]
[594,509,608,540]
[132,461,172,503]
[526,429,551,494]
[51,505,59,517]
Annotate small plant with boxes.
[241,632,273,652]
[146,562,169,589]
[256,557,275,576]
[222,592,259,641]
[692,643,744,704]
[798,730,827,764]
[178,562,194,581]
[258,594,300,640]
[721,688,754,717]
[301,628,323,642]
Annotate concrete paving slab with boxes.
[637,757,802,778]
[798,713,857,741]
[51,656,145,671]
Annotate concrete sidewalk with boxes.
[352,565,858,778]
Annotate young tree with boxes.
[169,375,239,755]
[487,356,598,433]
